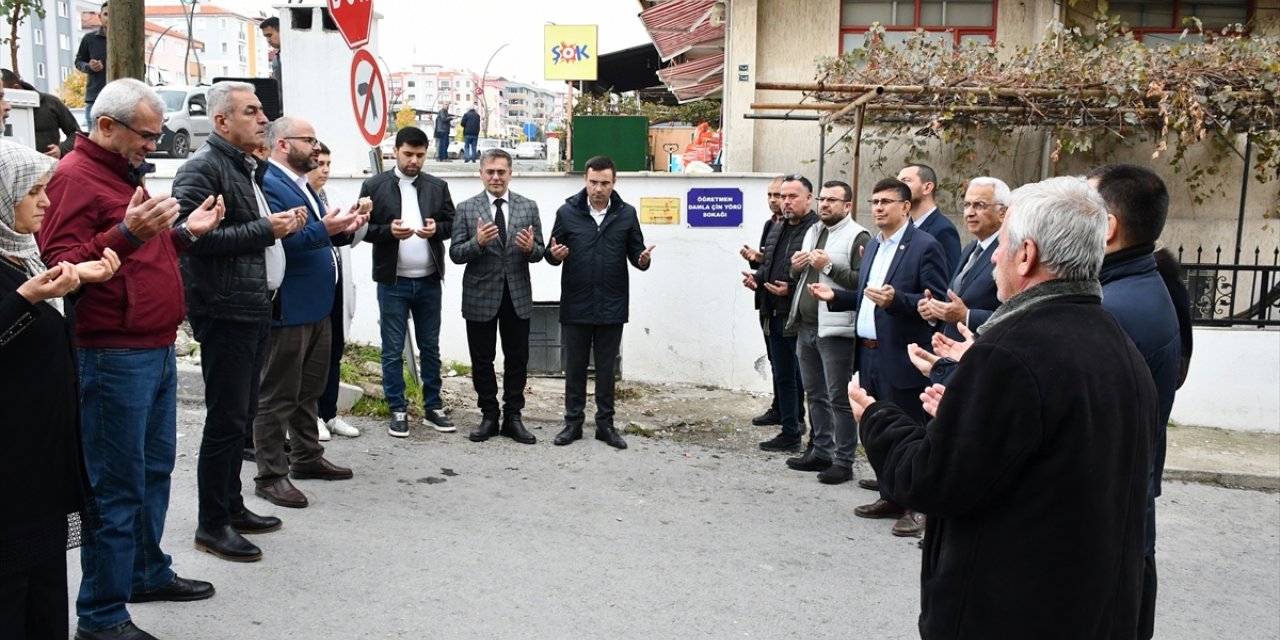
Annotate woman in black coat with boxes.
[0,141,117,638]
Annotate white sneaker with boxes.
[316,417,332,441]
[326,417,360,438]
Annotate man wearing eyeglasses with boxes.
[743,174,819,453]
[251,117,366,510]
[812,177,947,537]
[917,177,1008,340]
[898,164,962,275]
[39,78,226,640]
[783,180,870,485]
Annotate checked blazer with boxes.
[449,189,546,322]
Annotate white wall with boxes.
[1171,328,1280,433]
[147,171,781,395]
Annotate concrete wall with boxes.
[148,171,782,395]
[1171,328,1280,433]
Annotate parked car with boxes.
[477,137,503,154]
[380,136,396,159]
[515,141,545,159]
[153,85,211,159]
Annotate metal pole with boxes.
[479,43,509,139]
[851,104,865,223]
[1231,132,1252,311]
[817,122,827,188]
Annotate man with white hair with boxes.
[173,81,306,564]
[39,78,225,640]
[851,176,1157,638]
[917,176,1009,340]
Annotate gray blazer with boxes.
[449,190,546,321]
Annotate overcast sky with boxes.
[214,0,651,89]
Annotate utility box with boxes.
[571,115,648,172]
[527,302,621,377]
[2,89,39,149]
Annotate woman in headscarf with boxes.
[0,141,119,638]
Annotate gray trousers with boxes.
[796,324,858,467]
[254,318,332,485]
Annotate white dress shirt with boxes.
[856,222,909,340]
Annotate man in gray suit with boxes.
[449,148,546,444]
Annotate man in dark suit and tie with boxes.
[450,148,545,444]
[918,176,1007,339]
[813,177,947,537]
[359,126,457,437]
[254,117,365,508]
[898,163,961,275]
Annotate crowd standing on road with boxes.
[0,77,1192,640]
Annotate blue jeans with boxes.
[76,346,178,631]
[435,134,450,161]
[378,276,443,412]
[766,314,803,439]
[463,135,478,161]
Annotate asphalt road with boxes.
[64,405,1280,639]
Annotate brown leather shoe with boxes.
[857,478,879,491]
[290,457,353,481]
[853,498,905,520]
[255,477,308,508]
[892,511,927,537]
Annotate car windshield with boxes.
[157,90,187,112]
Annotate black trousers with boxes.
[318,281,345,422]
[190,315,269,530]
[0,553,67,639]
[465,286,530,417]
[562,323,623,430]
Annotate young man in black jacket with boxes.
[545,156,654,450]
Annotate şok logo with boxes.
[551,42,591,65]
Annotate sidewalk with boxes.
[175,363,1280,492]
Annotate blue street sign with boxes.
[686,188,743,227]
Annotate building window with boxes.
[36,62,46,78]
[1109,0,1255,45]
[33,28,43,45]
[57,1,68,18]
[839,0,997,51]
[221,42,228,53]
[59,34,70,50]
[219,18,228,30]
[61,66,70,81]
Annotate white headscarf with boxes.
[0,141,61,314]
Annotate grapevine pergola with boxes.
[745,22,1280,267]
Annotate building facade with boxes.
[0,0,101,92]
[146,4,269,82]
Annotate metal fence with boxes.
[1178,245,1280,328]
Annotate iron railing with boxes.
[1178,245,1280,328]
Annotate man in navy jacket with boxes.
[898,163,961,275]
[546,156,654,450]
[1088,164,1183,640]
[918,176,1008,340]
[254,117,365,509]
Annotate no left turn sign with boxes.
[349,48,387,147]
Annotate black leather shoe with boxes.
[501,414,536,445]
[751,407,781,426]
[75,621,160,640]
[758,434,802,452]
[128,575,215,603]
[817,464,854,485]
[231,507,282,534]
[553,424,582,446]
[194,525,263,562]
[786,450,833,472]
[469,414,500,442]
[595,427,628,450]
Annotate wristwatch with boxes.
[177,223,198,242]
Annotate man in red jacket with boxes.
[37,78,240,640]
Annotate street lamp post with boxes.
[479,42,508,138]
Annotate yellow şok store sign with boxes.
[544,25,598,81]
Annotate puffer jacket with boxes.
[754,211,818,330]
[173,133,276,322]
[546,188,648,325]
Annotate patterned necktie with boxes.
[953,243,984,290]
[494,198,507,245]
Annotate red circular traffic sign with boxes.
[349,48,387,147]
[328,0,373,50]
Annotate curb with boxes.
[176,362,363,411]
[1164,468,1279,493]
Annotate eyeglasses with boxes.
[284,136,320,146]
[867,198,906,207]
[105,116,163,143]
[818,197,851,204]
[963,201,1002,212]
